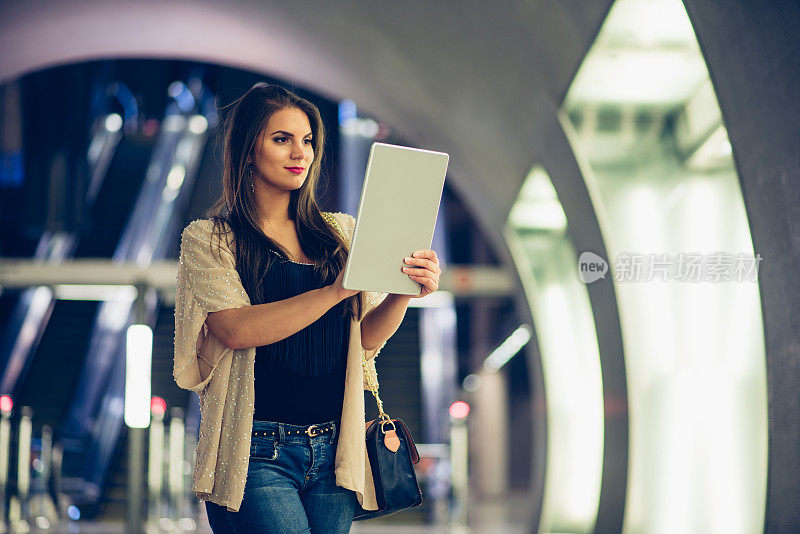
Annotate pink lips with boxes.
[285,167,304,174]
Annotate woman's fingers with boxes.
[404,258,439,273]
[401,266,434,276]
[411,249,439,262]
[409,274,437,296]
[401,249,441,297]
[404,250,441,274]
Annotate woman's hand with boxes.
[330,267,360,301]
[401,249,441,298]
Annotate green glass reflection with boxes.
[561,0,767,533]
[506,167,604,533]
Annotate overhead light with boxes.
[166,164,186,191]
[566,50,707,107]
[510,167,567,231]
[483,324,532,372]
[685,125,734,170]
[565,0,707,108]
[408,290,454,308]
[125,324,153,429]
[54,284,136,302]
[104,113,123,133]
[188,115,208,134]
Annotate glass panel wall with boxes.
[562,0,767,532]
[506,167,604,533]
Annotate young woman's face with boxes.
[251,107,314,193]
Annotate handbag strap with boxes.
[363,355,390,421]
[321,211,392,423]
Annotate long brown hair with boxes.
[205,83,363,321]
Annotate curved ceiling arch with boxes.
[0,0,609,247]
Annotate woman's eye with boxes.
[274,137,312,145]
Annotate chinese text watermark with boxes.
[578,252,762,283]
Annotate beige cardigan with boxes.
[173,211,388,512]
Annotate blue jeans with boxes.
[204,419,357,534]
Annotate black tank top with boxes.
[252,250,350,425]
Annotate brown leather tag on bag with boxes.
[384,429,400,452]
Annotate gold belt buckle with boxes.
[305,424,321,437]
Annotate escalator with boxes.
[11,131,156,517]
[14,132,154,428]
[55,76,217,518]
[1,73,216,520]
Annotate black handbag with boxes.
[353,355,423,520]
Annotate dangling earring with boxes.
[247,160,254,192]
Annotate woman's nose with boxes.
[291,141,305,158]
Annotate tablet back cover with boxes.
[343,142,449,296]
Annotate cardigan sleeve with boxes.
[173,219,251,394]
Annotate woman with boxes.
[173,83,441,533]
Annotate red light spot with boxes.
[452,267,473,291]
[449,401,470,419]
[0,395,12,414]
[150,397,167,416]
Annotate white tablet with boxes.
[342,142,449,296]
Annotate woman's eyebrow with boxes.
[270,130,313,137]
